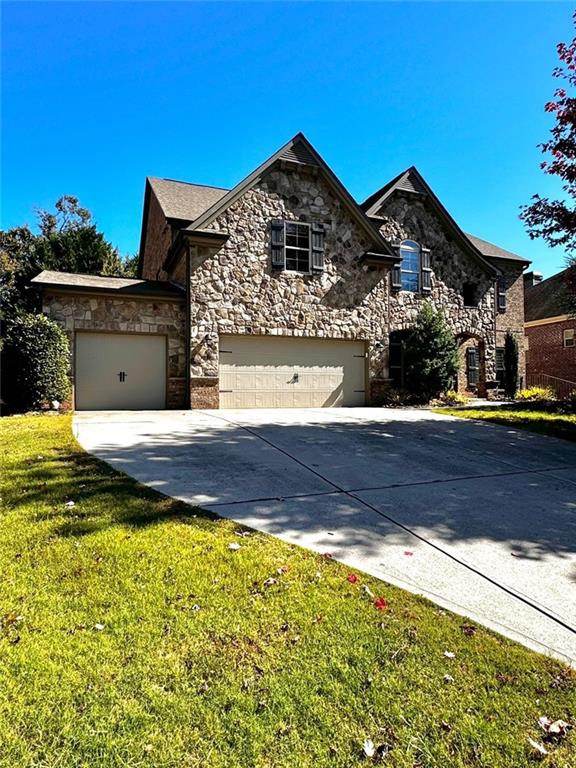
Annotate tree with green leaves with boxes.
[0,195,136,320]
[403,303,459,403]
[520,13,576,310]
[503,332,519,399]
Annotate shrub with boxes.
[516,386,555,403]
[403,303,459,403]
[441,389,468,406]
[503,332,519,398]
[2,313,71,411]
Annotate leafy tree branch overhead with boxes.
[521,14,576,251]
[0,195,137,319]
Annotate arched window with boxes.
[400,240,420,292]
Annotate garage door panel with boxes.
[219,335,365,408]
[76,333,166,410]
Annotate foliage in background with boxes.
[516,386,556,403]
[520,13,576,311]
[403,303,459,403]
[439,389,468,406]
[503,332,519,398]
[2,314,71,411]
[0,195,136,320]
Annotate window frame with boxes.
[467,346,479,388]
[399,240,421,293]
[495,347,505,387]
[563,328,575,348]
[284,221,312,274]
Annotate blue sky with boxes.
[2,2,571,276]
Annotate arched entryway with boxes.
[456,334,487,397]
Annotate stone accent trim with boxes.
[190,378,219,409]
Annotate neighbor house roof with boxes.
[147,177,228,222]
[465,233,529,265]
[31,270,185,299]
[525,268,572,322]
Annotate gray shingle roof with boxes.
[465,233,529,264]
[31,270,185,298]
[148,177,228,222]
[525,268,572,322]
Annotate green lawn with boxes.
[0,415,574,768]
[436,407,576,443]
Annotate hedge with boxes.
[2,313,71,411]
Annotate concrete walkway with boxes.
[73,408,576,665]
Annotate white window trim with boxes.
[399,239,421,293]
[284,221,312,275]
[563,329,575,348]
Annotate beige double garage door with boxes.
[219,335,367,408]
[75,332,366,410]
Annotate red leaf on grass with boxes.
[347,573,358,584]
[374,597,388,610]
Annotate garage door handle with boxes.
[117,371,127,382]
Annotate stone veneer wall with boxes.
[41,291,187,408]
[374,195,498,385]
[183,164,391,407]
[495,261,526,386]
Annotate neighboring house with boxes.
[525,268,576,396]
[31,133,529,410]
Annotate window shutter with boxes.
[271,220,285,269]
[497,275,507,311]
[311,223,325,272]
[421,247,432,293]
[391,244,402,290]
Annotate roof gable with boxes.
[362,167,499,276]
[184,133,391,255]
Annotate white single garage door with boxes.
[75,332,167,410]
[219,335,366,408]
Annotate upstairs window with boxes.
[564,329,575,348]
[391,241,432,293]
[400,240,420,292]
[463,282,479,307]
[271,220,325,273]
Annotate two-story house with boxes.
[32,133,529,410]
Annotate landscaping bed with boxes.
[0,415,574,767]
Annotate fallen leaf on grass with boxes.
[347,573,358,584]
[363,739,375,758]
[443,651,456,658]
[527,737,548,756]
[323,553,333,560]
[441,721,451,732]
[362,585,375,598]
[263,578,277,587]
[228,543,241,551]
[443,674,455,684]
[538,716,572,737]
[461,624,477,636]
[64,500,75,508]
[374,597,388,611]
[93,623,105,631]
[277,565,289,574]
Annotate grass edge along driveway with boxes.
[435,406,576,443]
[0,415,574,768]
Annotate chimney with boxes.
[524,271,543,287]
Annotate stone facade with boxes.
[184,165,389,406]
[41,291,187,408]
[374,195,499,392]
[174,163,523,405]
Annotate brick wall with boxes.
[525,318,576,384]
[141,190,172,281]
[496,262,526,384]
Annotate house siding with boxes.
[141,189,172,281]
[525,318,576,385]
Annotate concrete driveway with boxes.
[73,408,576,664]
